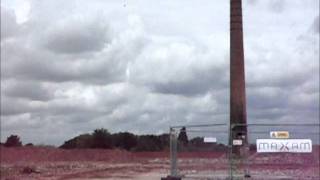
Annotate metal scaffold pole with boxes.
[170,127,178,177]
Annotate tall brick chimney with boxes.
[230,0,248,154]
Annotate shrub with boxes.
[91,128,112,149]
[59,129,170,151]
[60,138,77,149]
[60,134,93,149]
[158,133,170,150]
[25,143,34,147]
[112,132,137,151]
[134,135,163,151]
[4,135,22,147]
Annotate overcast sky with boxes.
[1,0,319,146]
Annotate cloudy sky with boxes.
[1,0,319,145]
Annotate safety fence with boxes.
[167,123,320,179]
[230,123,320,179]
[169,123,231,179]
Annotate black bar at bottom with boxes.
[161,176,182,180]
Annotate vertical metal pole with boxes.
[228,124,233,179]
[243,128,251,178]
[243,143,250,178]
[170,128,178,177]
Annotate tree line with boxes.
[60,127,228,151]
[2,127,228,152]
[60,128,170,151]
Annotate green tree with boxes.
[91,128,112,149]
[60,138,77,149]
[189,137,204,146]
[60,133,93,149]
[4,135,22,147]
[75,134,93,148]
[134,135,162,151]
[25,143,34,147]
[112,132,137,151]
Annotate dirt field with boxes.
[1,147,319,179]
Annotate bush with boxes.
[25,143,34,147]
[91,128,112,149]
[112,132,137,151]
[59,129,170,152]
[4,135,22,147]
[158,133,170,150]
[60,134,92,149]
[134,135,163,151]
[75,134,93,148]
[60,138,77,149]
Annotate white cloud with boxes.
[1,6,19,39]
[1,0,319,145]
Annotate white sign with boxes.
[256,139,312,153]
[233,139,242,146]
[204,137,217,143]
[270,131,289,139]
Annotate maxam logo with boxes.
[256,139,312,153]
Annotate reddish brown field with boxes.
[1,146,319,180]
[0,147,170,180]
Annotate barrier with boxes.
[164,123,320,179]
[230,123,320,179]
